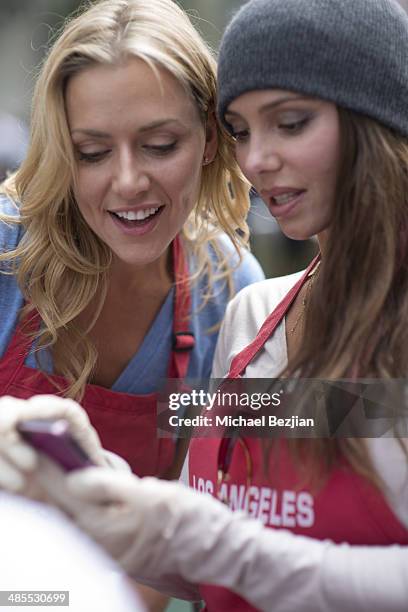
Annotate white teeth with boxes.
[273,192,301,205]
[113,207,159,221]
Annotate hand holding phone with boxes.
[18,419,95,472]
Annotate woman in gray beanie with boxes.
[2,1,408,611]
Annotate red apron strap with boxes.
[2,239,193,385]
[2,311,40,363]
[1,311,41,391]
[168,235,194,379]
[228,254,320,378]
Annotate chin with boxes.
[279,227,315,242]
[278,216,326,242]
[115,242,170,268]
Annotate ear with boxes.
[202,111,218,165]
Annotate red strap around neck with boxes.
[168,235,195,379]
[228,254,320,379]
[5,236,194,382]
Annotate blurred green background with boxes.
[0,0,244,121]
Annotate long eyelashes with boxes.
[77,142,178,164]
[78,151,110,163]
[231,116,312,145]
[231,130,249,143]
[144,142,178,155]
[279,117,310,133]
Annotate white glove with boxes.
[0,394,121,494]
[41,467,408,612]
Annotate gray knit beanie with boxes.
[217,0,408,137]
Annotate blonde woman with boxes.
[0,0,263,479]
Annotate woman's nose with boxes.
[243,135,284,177]
[112,151,150,199]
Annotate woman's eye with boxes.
[231,129,249,143]
[279,118,310,133]
[144,142,178,155]
[78,150,110,163]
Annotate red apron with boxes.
[0,236,194,477]
[189,257,408,611]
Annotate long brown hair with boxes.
[286,108,408,489]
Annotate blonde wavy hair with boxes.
[0,0,250,398]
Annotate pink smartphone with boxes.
[18,419,94,472]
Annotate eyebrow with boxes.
[71,119,184,138]
[225,95,311,119]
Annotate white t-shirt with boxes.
[210,272,408,529]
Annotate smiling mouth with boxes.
[108,206,164,226]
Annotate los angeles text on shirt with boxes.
[191,476,315,528]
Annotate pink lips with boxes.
[260,189,306,220]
